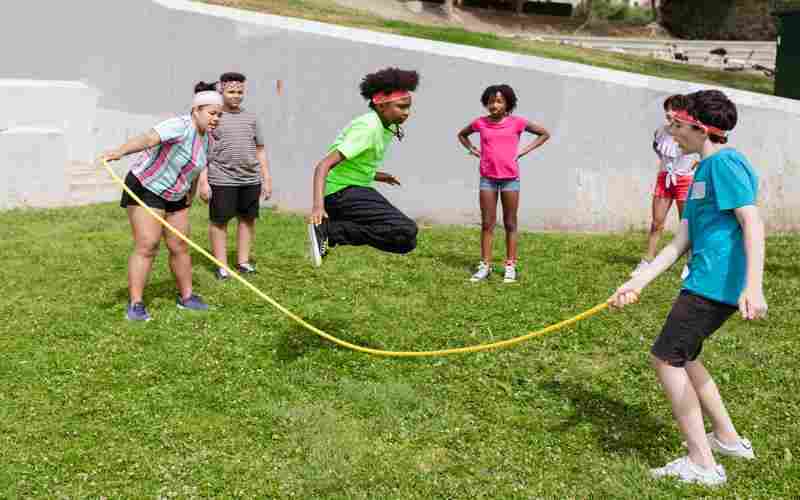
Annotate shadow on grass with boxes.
[108,279,179,305]
[765,262,800,278]
[601,252,642,268]
[540,380,670,464]
[416,252,477,273]
[274,318,386,362]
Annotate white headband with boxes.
[193,91,223,108]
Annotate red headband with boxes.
[371,90,411,105]
[671,109,729,138]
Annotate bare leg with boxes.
[164,208,193,300]
[237,217,257,266]
[479,190,498,263]
[127,206,164,303]
[209,221,229,269]
[500,190,519,262]
[646,196,674,261]
[652,355,717,469]
[685,360,740,445]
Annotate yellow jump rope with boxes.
[101,159,609,357]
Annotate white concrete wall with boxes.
[2,0,799,231]
[0,127,69,209]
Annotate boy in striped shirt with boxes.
[199,72,272,279]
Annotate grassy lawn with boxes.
[198,0,775,96]
[0,203,798,497]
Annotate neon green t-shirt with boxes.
[325,111,395,196]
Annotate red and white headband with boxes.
[671,109,729,138]
[371,90,411,105]
[220,80,245,92]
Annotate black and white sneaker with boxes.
[307,221,329,267]
[236,262,256,274]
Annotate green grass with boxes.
[1,204,798,498]
[198,0,775,96]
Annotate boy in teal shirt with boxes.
[308,67,420,267]
[610,90,767,486]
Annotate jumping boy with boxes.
[307,67,420,267]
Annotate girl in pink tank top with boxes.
[457,84,551,283]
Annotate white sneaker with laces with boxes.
[503,263,517,283]
[650,456,726,486]
[707,433,755,460]
[470,261,491,282]
[630,258,651,277]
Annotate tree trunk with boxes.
[444,0,454,16]
[651,0,660,23]
[513,0,525,15]
[574,0,593,33]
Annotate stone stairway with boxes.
[68,160,121,206]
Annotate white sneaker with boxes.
[630,258,651,277]
[681,264,690,280]
[503,263,517,283]
[707,433,755,460]
[650,456,726,486]
[470,261,491,282]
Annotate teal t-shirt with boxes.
[325,111,395,196]
[682,148,759,305]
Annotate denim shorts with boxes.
[479,177,520,192]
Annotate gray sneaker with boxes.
[707,433,755,460]
[176,294,209,311]
[503,263,517,283]
[470,261,491,282]
[650,456,726,486]
[215,267,230,281]
[237,262,256,274]
[126,302,151,321]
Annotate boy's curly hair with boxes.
[360,67,420,107]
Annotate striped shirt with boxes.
[207,109,264,186]
[130,115,211,201]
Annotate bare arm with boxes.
[734,205,767,320]
[457,124,480,158]
[375,172,401,186]
[187,176,200,207]
[100,129,161,161]
[256,145,272,199]
[609,220,691,308]
[517,121,551,159]
[197,168,211,203]
[310,150,345,224]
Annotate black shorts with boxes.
[209,184,261,224]
[120,172,188,213]
[651,291,737,367]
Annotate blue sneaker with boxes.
[176,294,209,311]
[126,302,151,321]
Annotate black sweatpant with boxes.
[324,186,418,254]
